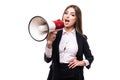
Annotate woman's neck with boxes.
[64,27,74,32]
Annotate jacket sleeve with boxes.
[44,53,52,63]
[83,36,94,69]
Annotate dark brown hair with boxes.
[62,5,83,35]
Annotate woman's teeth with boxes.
[65,19,69,22]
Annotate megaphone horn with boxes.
[28,16,64,42]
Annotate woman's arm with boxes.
[44,31,57,63]
[83,37,94,69]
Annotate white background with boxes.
[0,0,120,80]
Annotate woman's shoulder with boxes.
[57,30,88,40]
[76,31,88,40]
[57,29,63,34]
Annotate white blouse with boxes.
[59,29,78,63]
[45,29,89,65]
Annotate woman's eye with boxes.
[71,15,75,16]
[71,12,76,17]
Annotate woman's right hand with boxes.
[46,31,57,48]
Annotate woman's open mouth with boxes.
[64,19,70,25]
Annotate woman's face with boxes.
[63,7,77,28]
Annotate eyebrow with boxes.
[71,12,75,14]
[65,11,75,14]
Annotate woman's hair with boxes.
[62,5,83,35]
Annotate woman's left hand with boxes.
[68,59,86,69]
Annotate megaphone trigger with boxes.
[54,31,57,34]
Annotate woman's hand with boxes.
[46,31,57,48]
[68,59,86,69]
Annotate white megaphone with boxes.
[28,16,64,42]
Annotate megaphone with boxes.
[28,16,64,42]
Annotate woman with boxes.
[44,5,94,80]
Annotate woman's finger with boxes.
[68,62,76,69]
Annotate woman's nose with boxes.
[66,14,70,18]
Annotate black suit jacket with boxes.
[44,30,94,80]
